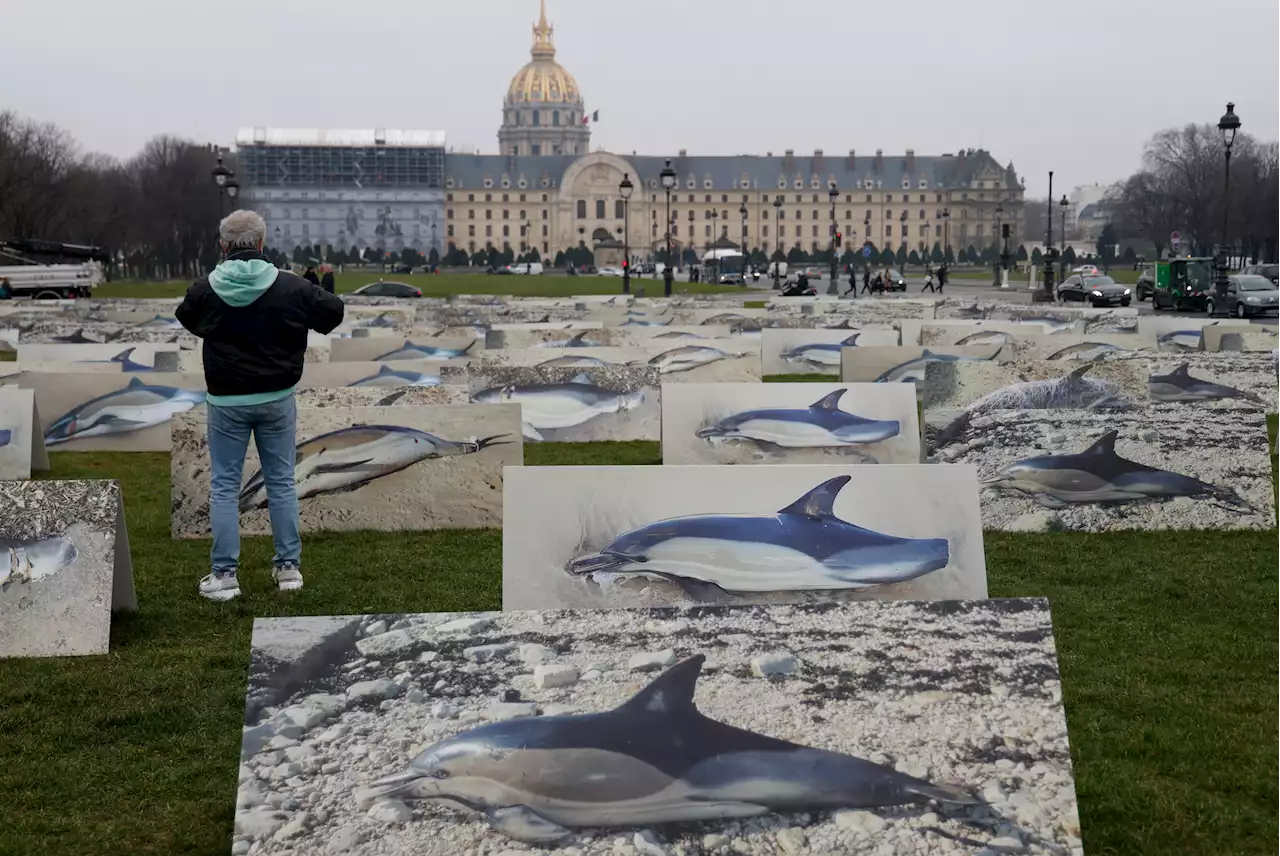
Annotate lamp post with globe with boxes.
[659,159,676,296]
[618,172,633,295]
[1212,102,1241,315]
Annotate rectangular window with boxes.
[447,225,454,236]
[532,111,540,126]
[705,194,711,203]
[595,199,605,218]
[485,194,492,202]
[811,210,817,220]
[673,224,679,236]
[502,210,509,220]
[778,210,785,219]
[468,194,475,202]
[705,225,711,237]
[485,210,492,219]
[615,200,624,219]
[446,209,453,219]
[446,194,453,202]
[542,224,548,236]
[485,225,492,236]
[503,225,509,237]
[542,209,548,219]
[721,194,728,203]
[885,225,891,236]
[519,210,526,220]
[901,224,908,236]
[502,194,509,202]
[576,200,586,218]
[531,144,540,155]
[779,225,786,237]
[467,225,474,236]
[812,225,818,237]
[865,194,872,202]
[762,225,769,237]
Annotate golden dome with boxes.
[505,1,582,106]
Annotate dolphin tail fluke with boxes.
[487,806,573,844]
[522,422,545,442]
[1206,483,1255,513]
[374,389,408,406]
[474,433,515,451]
[777,475,852,517]
[462,339,476,354]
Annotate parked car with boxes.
[1072,264,1100,275]
[597,266,623,276]
[1135,266,1155,301]
[802,267,824,280]
[883,269,907,292]
[349,281,423,298]
[1057,273,1131,307]
[485,265,513,275]
[392,263,414,274]
[1226,274,1279,318]
[1241,263,1279,285]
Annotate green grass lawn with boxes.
[1,441,1275,856]
[94,272,751,300]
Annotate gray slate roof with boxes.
[445,149,1018,194]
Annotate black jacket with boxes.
[303,268,320,286]
[320,271,336,294]
[176,250,345,396]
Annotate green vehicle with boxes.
[1151,257,1215,312]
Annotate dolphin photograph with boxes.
[466,366,660,442]
[502,463,986,610]
[663,382,921,465]
[374,339,476,361]
[170,404,523,538]
[1,534,78,592]
[0,428,10,448]
[328,337,478,363]
[1147,362,1266,405]
[236,600,1078,855]
[43,375,206,448]
[763,328,901,376]
[863,347,1005,384]
[346,365,442,388]
[935,409,1274,531]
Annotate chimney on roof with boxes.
[874,149,883,172]
[678,149,687,158]
[845,149,856,171]
[813,149,824,172]
[766,151,772,157]
[783,149,795,172]
[906,149,915,174]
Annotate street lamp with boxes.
[899,210,908,273]
[659,158,676,296]
[618,172,633,295]
[688,209,696,278]
[708,208,719,274]
[993,203,1004,286]
[1058,195,1069,282]
[863,214,871,278]
[1042,170,1056,302]
[739,203,748,284]
[1213,102,1241,314]
[211,150,237,220]
[772,195,784,289]
[941,207,950,263]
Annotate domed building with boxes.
[498,1,590,157]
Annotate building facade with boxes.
[443,2,1025,263]
[236,128,447,256]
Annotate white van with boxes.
[509,262,544,275]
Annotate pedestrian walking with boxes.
[176,210,345,602]
[302,265,320,287]
[319,265,336,294]
[921,269,936,292]
[845,267,857,297]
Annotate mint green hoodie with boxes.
[205,259,295,407]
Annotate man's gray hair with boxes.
[220,209,267,250]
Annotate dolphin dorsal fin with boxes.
[778,475,851,517]
[920,349,939,359]
[621,655,705,716]
[840,333,861,346]
[568,331,588,344]
[111,347,136,363]
[1083,430,1118,456]
[377,366,396,376]
[126,376,146,389]
[1068,363,1093,380]
[810,389,847,410]
[569,372,591,384]
[1173,363,1191,377]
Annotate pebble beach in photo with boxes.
[234,601,1080,856]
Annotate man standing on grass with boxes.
[176,210,344,602]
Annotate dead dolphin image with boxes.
[1148,363,1264,404]
[565,475,950,593]
[86,347,154,372]
[643,345,744,374]
[2,535,78,591]
[358,654,977,844]
[875,348,1003,384]
[45,376,206,446]
[1045,341,1132,361]
[238,424,511,511]
[536,355,617,369]
[780,334,862,368]
[982,430,1249,510]
[695,389,900,451]
[933,364,1133,446]
[351,312,400,329]
[51,328,121,344]
[347,365,441,388]
[374,340,475,361]
[533,331,600,349]
[134,315,182,328]
[1016,316,1078,333]
[1157,330,1204,352]
[953,330,1013,347]
[471,378,645,441]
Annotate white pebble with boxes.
[517,643,555,665]
[367,799,413,823]
[750,651,798,678]
[833,809,887,834]
[775,827,807,854]
[633,829,668,855]
[432,617,495,634]
[431,700,459,719]
[534,664,580,689]
[355,629,416,657]
[346,679,402,702]
[629,649,677,672]
[488,701,538,721]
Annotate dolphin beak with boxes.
[564,551,643,576]
[980,474,1010,489]
[694,426,726,439]
[356,770,439,808]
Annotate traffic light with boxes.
[621,259,628,270]
[835,232,842,244]
[1001,224,1011,239]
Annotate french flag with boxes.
[582,110,598,125]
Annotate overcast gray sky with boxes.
[2,0,1276,195]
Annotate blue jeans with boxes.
[207,394,301,574]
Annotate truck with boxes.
[0,238,107,299]
[1149,257,1215,313]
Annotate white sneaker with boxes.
[199,572,241,602]
[273,563,303,592]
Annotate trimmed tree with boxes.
[1015,245,1029,263]
[944,246,956,264]
[930,242,943,264]
[1122,245,1136,264]
[786,246,806,264]
[895,246,907,266]
[1031,247,1043,265]
[1062,246,1077,266]
[879,248,895,265]
[908,249,921,266]
[427,247,440,267]
[553,250,566,268]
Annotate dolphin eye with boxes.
[430,769,451,779]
